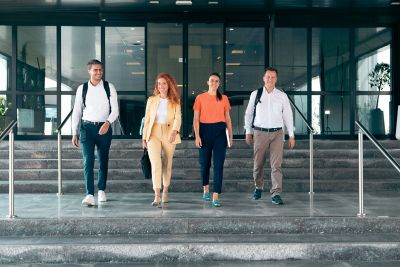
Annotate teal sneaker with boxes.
[211,200,221,207]
[271,195,283,205]
[203,192,211,201]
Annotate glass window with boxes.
[105,27,145,92]
[147,23,183,96]
[118,95,145,137]
[61,26,101,92]
[357,95,391,135]
[0,26,11,92]
[187,23,223,136]
[312,28,350,93]
[312,95,350,135]
[225,27,265,92]
[0,94,12,131]
[273,28,307,92]
[357,44,391,92]
[17,94,57,135]
[17,26,57,92]
[60,94,75,135]
[288,95,308,135]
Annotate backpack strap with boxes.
[251,87,263,128]
[81,81,111,114]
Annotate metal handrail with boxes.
[0,120,18,218]
[55,109,74,196]
[355,120,400,217]
[284,93,315,194]
[56,109,124,195]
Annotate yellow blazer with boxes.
[142,95,182,145]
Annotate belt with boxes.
[254,126,282,132]
[82,120,105,126]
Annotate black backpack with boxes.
[82,81,111,114]
[251,87,263,128]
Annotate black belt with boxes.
[82,120,105,126]
[254,126,282,132]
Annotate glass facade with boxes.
[0,23,394,138]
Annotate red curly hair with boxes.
[153,73,180,105]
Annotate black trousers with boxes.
[198,122,227,194]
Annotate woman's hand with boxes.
[168,131,178,143]
[195,137,202,148]
[142,139,147,149]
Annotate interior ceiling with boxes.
[0,0,398,13]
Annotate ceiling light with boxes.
[149,0,159,4]
[226,72,234,75]
[176,0,192,5]
[208,1,219,4]
[131,72,145,75]
[126,62,141,66]
[231,50,244,54]
[390,0,400,5]
[229,28,234,31]
[226,63,241,66]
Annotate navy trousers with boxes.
[198,122,227,194]
[79,122,112,195]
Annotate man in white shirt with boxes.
[244,67,295,205]
[71,59,119,206]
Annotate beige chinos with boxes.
[253,129,284,196]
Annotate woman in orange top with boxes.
[142,73,182,207]
[193,73,233,207]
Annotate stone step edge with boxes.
[0,242,400,263]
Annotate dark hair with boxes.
[209,72,222,101]
[87,59,103,70]
[265,67,278,76]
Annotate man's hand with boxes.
[99,121,110,135]
[245,134,253,145]
[72,135,79,147]
[288,136,295,149]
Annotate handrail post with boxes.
[309,131,314,195]
[8,129,16,218]
[57,131,63,196]
[357,130,365,217]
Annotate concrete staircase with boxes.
[0,139,400,194]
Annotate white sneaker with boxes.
[82,194,95,206]
[98,190,107,202]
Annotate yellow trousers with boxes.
[147,123,176,190]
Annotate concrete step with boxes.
[0,167,398,181]
[1,234,400,264]
[1,178,400,193]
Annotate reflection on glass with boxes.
[312,95,350,135]
[187,23,223,135]
[17,26,57,92]
[273,28,307,92]
[119,95,145,137]
[230,95,248,135]
[225,27,264,92]
[147,23,183,96]
[61,26,101,91]
[105,27,145,91]
[60,94,75,135]
[17,94,57,135]
[357,95,391,135]
[0,26,12,56]
[0,26,11,92]
[357,44,390,92]
[288,95,308,135]
[355,28,391,58]
[312,28,349,92]
[0,94,12,131]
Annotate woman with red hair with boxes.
[142,73,182,207]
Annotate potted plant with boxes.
[368,62,390,135]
